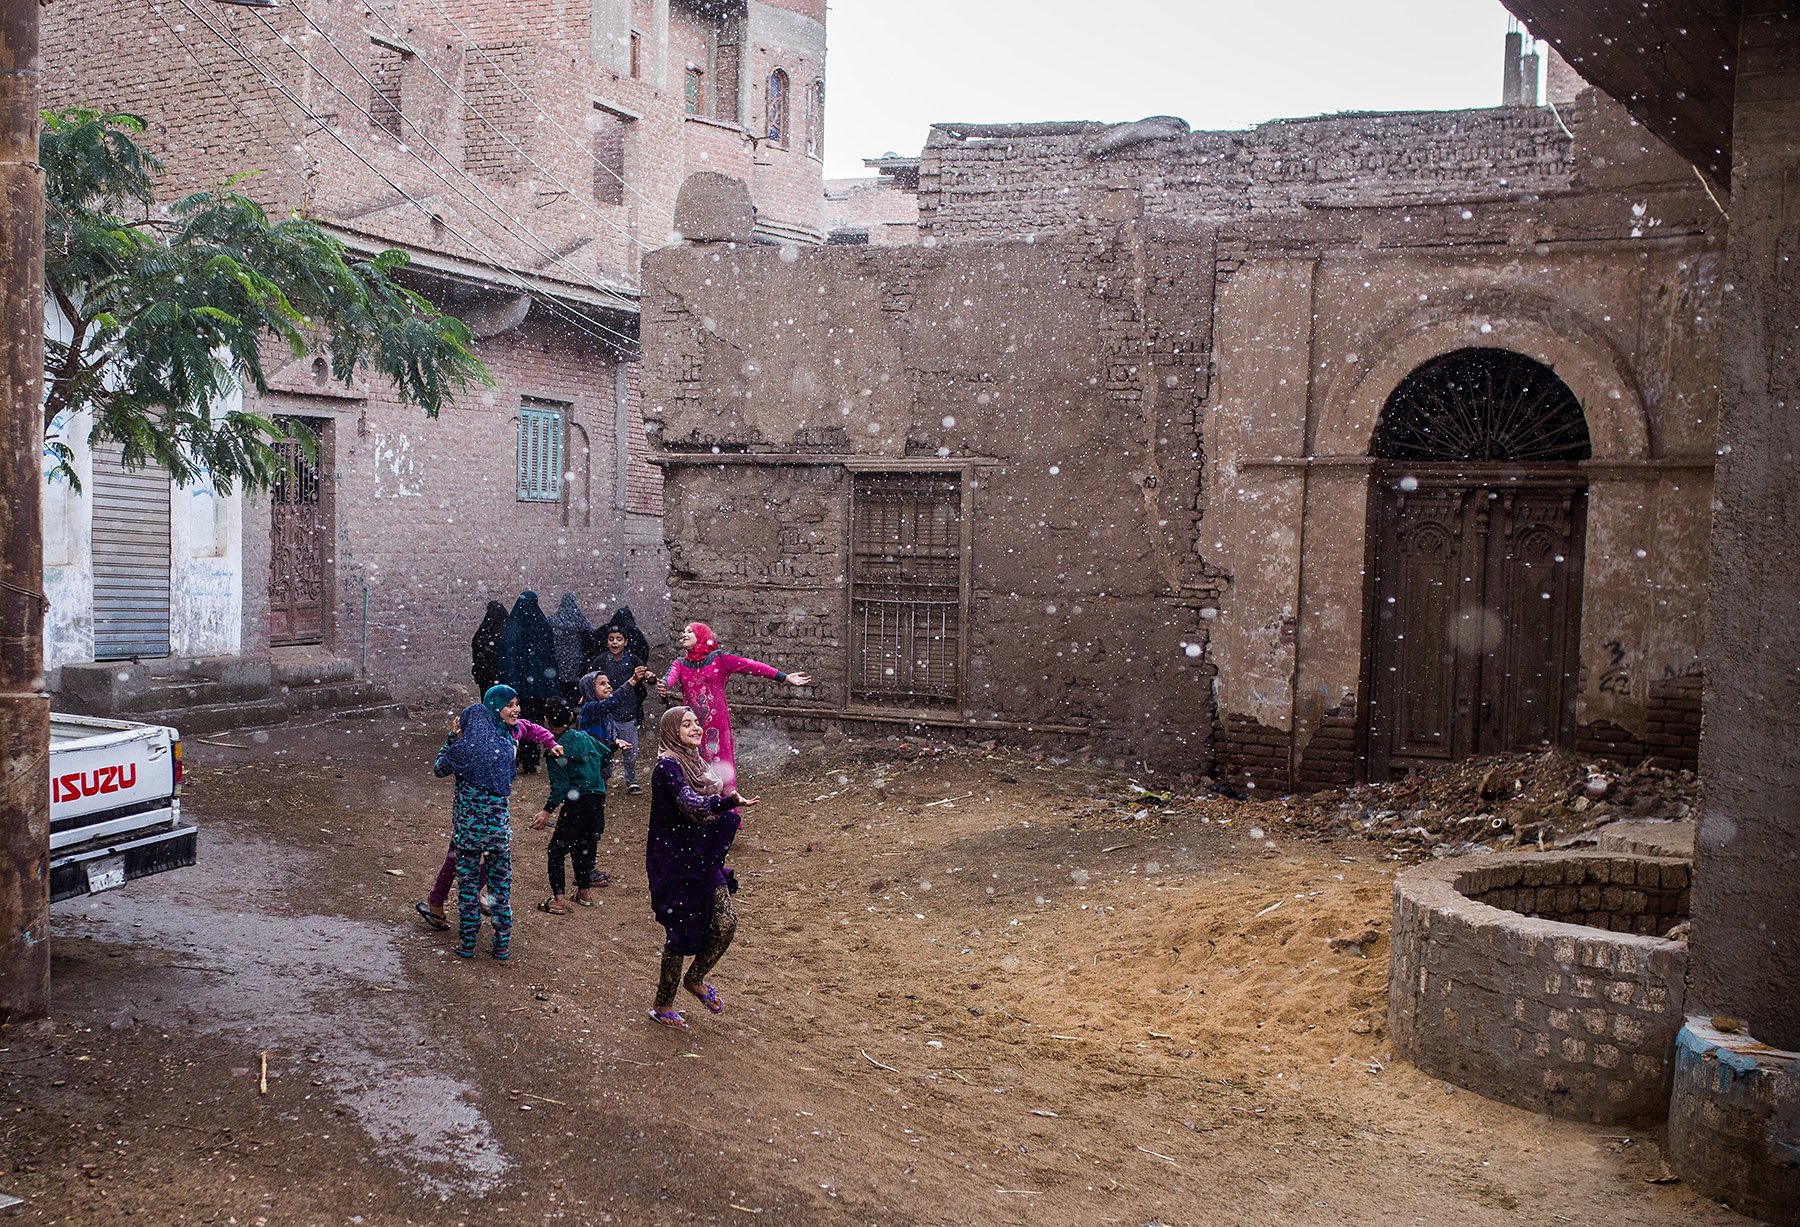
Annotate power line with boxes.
[253,1,643,320]
[163,0,641,358]
[402,0,675,226]
[357,1,663,255]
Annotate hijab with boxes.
[482,684,518,725]
[684,621,721,663]
[608,605,652,663]
[470,600,507,689]
[498,591,560,700]
[548,593,593,688]
[658,706,719,796]
[439,686,520,795]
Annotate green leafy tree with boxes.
[41,108,491,492]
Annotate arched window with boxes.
[766,69,789,147]
[1373,348,1591,463]
[805,78,824,158]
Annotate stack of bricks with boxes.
[1390,851,1689,1124]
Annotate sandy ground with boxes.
[0,713,1755,1226]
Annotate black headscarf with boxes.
[497,591,560,700]
[470,600,507,693]
[548,593,593,696]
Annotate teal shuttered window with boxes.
[517,403,564,502]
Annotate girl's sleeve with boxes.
[719,653,785,682]
[662,660,683,690]
[432,738,455,778]
[515,719,558,749]
[666,762,728,823]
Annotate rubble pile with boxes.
[1281,750,1701,857]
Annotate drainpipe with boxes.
[360,582,369,679]
[0,0,49,1021]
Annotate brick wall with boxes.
[1390,852,1690,1124]
[919,107,1576,243]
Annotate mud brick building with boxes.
[38,0,826,700]
[641,86,1721,786]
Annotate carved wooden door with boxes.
[1367,472,1585,779]
[268,418,329,645]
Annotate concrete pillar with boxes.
[651,0,670,90]
[1690,0,1800,1057]
[1674,6,1800,1221]
[1502,30,1524,106]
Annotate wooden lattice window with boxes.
[766,69,789,147]
[517,402,565,502]
[850,471,965,707]
[804,78,824,158]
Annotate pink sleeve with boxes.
[514,719,557,749]
[719,654,783,681]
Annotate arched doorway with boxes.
[1364,348,1591,780]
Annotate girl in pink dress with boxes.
[659,622,812,793]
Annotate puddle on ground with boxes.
[52,831,511,1200]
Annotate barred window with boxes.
[516,402,565,502]
[849,471,965,707]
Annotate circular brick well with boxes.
[1389,851,1690,1123]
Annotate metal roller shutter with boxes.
[91,442,172,660]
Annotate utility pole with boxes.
[0,0,49,1021]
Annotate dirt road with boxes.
[0,715,1749,1225]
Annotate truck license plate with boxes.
[85,856,126,893]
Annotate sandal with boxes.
[415,901,451,931]
[491,947,510,962]
[591,872,613,888]
[536,898,568,915]
[454,945,476,959]
[649,1008,688,1030]
[572,893,596,908]
[685,982,724,1015]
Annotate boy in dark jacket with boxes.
[528,701,617,913]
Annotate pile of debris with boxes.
[1280,750,1700,857]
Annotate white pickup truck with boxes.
[49,714,195,901]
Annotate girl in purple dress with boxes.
[658,621,811,794]
[645,706,756,1029]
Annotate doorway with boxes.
[268,417,331,646]
[1364,348,1590,780]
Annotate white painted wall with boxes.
[169,383,245,659]
[42,299,245,671]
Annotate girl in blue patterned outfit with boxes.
[434,684,531,959]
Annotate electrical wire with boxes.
[163,0,640,358]
[252,1,643,321]
[358,1,665,253]
[399,0,675,225]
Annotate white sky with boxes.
[821,0,1523,179]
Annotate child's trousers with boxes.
[456,846,512,953]
[546,793,605,895]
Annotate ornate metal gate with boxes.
[268,418,329,646]
[1365,349,1590,780]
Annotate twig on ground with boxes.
[924,792,975,808]
[860,1049,900,1073]
[1135,1144,1179,1166]
[1100,843,1136,853]
[258,1051,269,1095]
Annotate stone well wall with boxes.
[1390,851,1689,1123]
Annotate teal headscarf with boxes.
[482,684,518,730]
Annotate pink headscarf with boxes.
[685,622,720,662]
